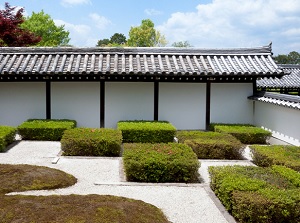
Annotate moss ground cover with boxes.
[0,164,170,223]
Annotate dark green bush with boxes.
[0,126,16,152]
[251,145,300,171]
[209,165,300,223]
[123,143,200,183]
[211,123,271,144]
[177,131,244,159]
[118,120,176,143]
[61,128,122,157]
[18,119,76,141]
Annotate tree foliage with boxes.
[172,41,193,48]
[96,33,126,47]
[127,19,166,47]
[273,51,300,64]
[21,10,70,46]
[0,2,41,46]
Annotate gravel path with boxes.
[1,141,257,223]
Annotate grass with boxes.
[0,164,170,223]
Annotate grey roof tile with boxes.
[257,64,300,88]
[0,45,284,78]
[248,92,300,110]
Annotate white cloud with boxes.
[54,19,93,46]
[144,9,163,16]
[157,0,300,54]
[89,13,112,30]
[61,0,91,7]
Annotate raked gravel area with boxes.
[0,140,260,223]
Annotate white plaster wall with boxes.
[211,83,253,124]
[51,82,100,128]
[159,83,206,130]
[254,102,300,146]
[105,82,154,128]
[0,82,46,126]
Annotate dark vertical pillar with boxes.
[46,80,51,119]
[100,81,105,128]
[154,81,159,121]
[205,82,211,131]
[252,78,257,94]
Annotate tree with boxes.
[96,33,126,47]
[21,10,70,46]
[0,2,41,46]
[172,41,193,47]
[110,33,126,45]
[273,51,300,64]
[127,19,167,47]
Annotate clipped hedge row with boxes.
[251,145,300,171]
[209,165,300,223]
[0,126,16,152]
[18,119,76,141]
[177,131,244,159]
[123,143,200,183]
[211,123,271,144]
[118,120,176,143]
[61,128,122,157]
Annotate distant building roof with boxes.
[0,44,285,82]
[248,91,300,110]
[257,64,300,89]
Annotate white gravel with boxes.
[1,141,257,223]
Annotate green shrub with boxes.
[123,143,200,183]
[251,145,300,171]
[211,123,271,144]
[18,119,76,141]
[118,120,176,143]
[232,189,300,223]
[209,165,300,223]
[177,131,244,159]
[61,128,122,157]
[0,126,16,152]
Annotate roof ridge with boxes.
[0,44,272,55]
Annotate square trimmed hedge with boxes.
[211,123,271,144]
[177,131,245,159]
[0,126,16,152]
[118,120,176,143]
[251,145,300,171]
[17,119,76,141]
[123,143,200,183]
[209,165,300,223]
[61,128,122,157]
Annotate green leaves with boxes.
[0,126,16,151]
[17,119,76,141]
[123,143,200,183]
[21,10,70,47]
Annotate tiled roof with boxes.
[248,91,300,110]
[0,44,284,81]
[257,64,300,89]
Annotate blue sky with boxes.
[3,0,300,55]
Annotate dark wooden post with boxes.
[46,80,51,119]
[154,81,159,121]
[205,82,211,131]
[100,81,105,128]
